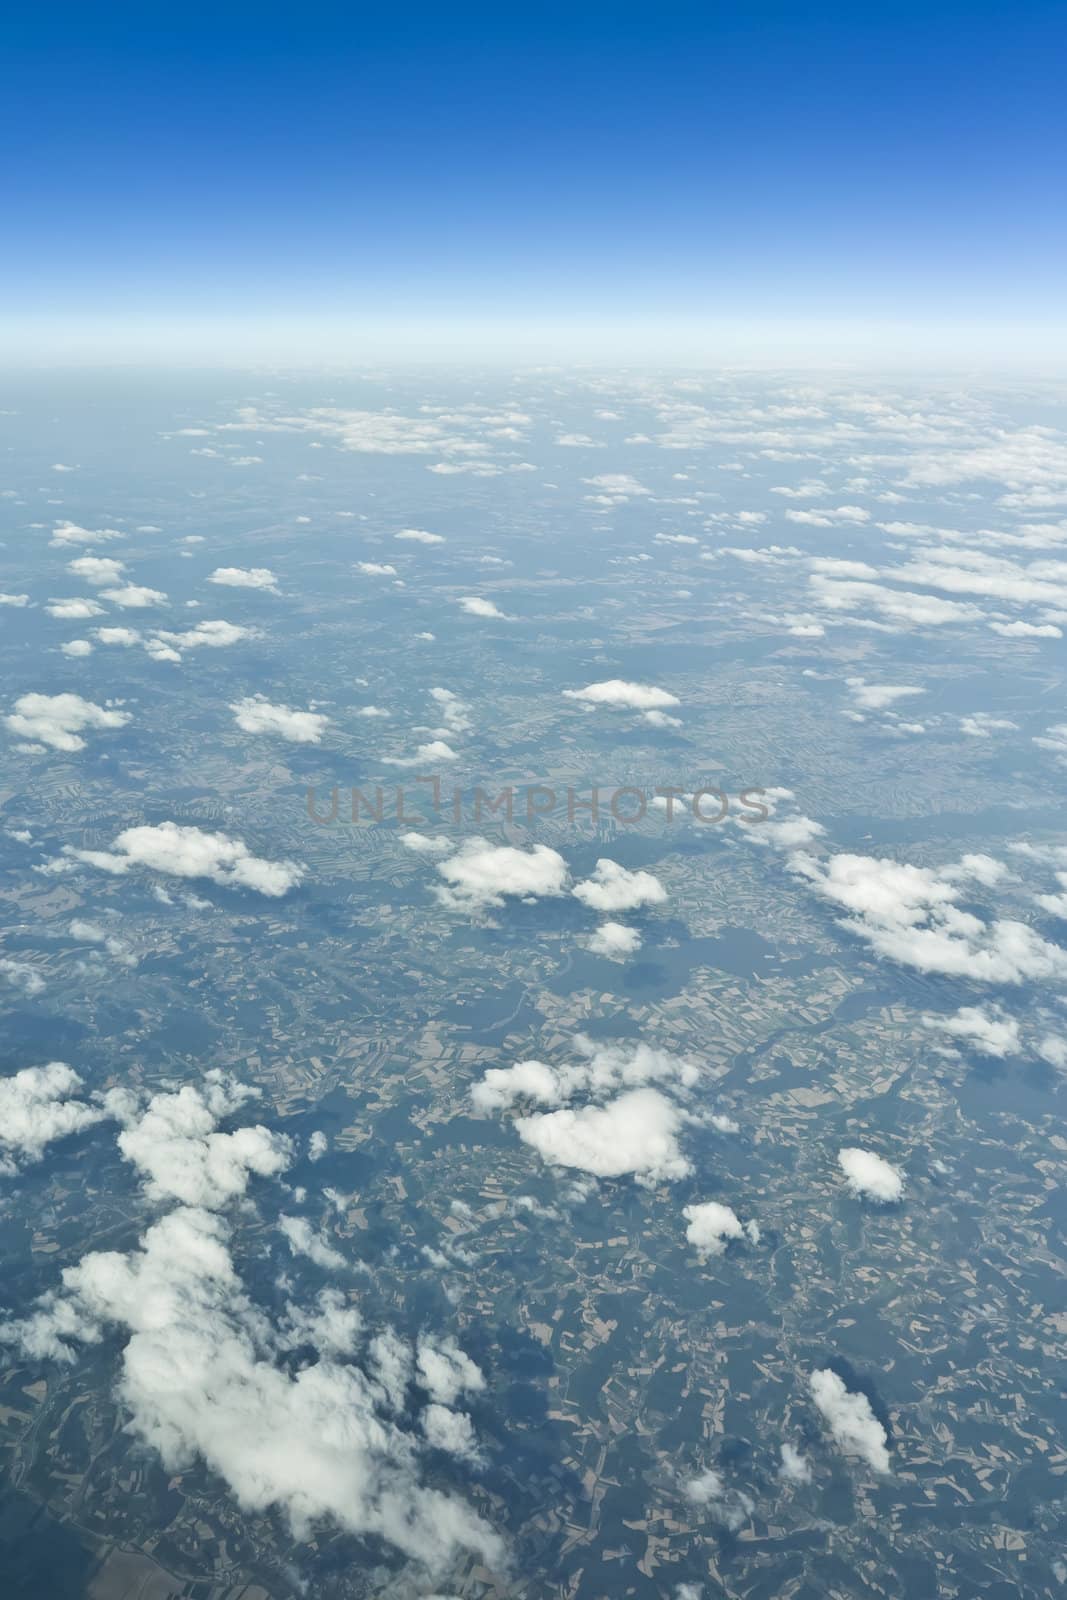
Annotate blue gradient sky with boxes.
[3,1,1065,362]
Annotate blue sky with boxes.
[3,1,1065,361]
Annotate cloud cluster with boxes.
[5,693,131,752]
[924,1004,1021,1058]
[563,679,679,714]
[472,1037,698,1185]
[0,1080,504,1579]
[231,695,329,744]
[588,921,642,958]
[810,1369,891,1474]
[682,1201,745,1258]
[432,838,568,913]
[208,566,280,593]
[789,849,1067,983]
[65,822,303,897]
[837,1147,904,1203]
[572,858,667,914]
[0,1063,109,1176]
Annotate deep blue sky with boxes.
[3,1,1064,360]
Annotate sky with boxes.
[3,0,1065,365]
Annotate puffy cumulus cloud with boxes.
[395,528,445,545]
[808,574,985,629]
[400,832,455,856]
[60,639,92,657]
[421,1403,482,1464]
[837,1147,904,1204]
[231,695,329,744]
[924,1004,1021,1058]
[778,1443,813,1484]
[0,592,30,606]
[563,679,679,712]
[95,626,142,646]
[50,519,124,547]
[473,1037,698,1186]
[789,849,1067,984]
[515,1089,691,1184]
[114,1074,291,1209]
[382,740,459,768]
[278,1215,346,1271]
[0,1062,108,1176]
[810,1369,891,1475]
[65,821,303,897]
[846,678,925,712]
[67,555,126,585]
[457,596,512,619]
[5,692,130,752]
[69,919,135,965]
[152,619,253,654]
[46,597,105,619]
[356,561,398,576]
[0,1204,504,1576]
[961,712,1018,738]
[428,686,472,735]
[208,566,280,593]
[581,472,651,504]
[682,1201,745,1258]
[308,1130,328,1162]
[433,838,568,913]
[991,619,1062,638]
[572,858,667,914]
[681,1467,754,1532]
[588,921,642,958]
[416,1336,485,1407]
[101,584,168,608]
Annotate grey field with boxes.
[0,368,1064,1600]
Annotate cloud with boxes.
[810,1369,891,1474]
[433,838,568,912]
[101,584,168,608]
[473,1037,698,1185]
[778,1443,813,1484]
[682,1201,744,1257]
[395,529,445,545]
[116,1075,292,1209]
[5,692,130,752]
[67,555,126,585]
[837,1147,904,1203]
[152,619,253,653]
[588,921,642,958]
[46,597,105,619]
[515,1089,691,1183]
[0,959,46,997]
[457,596,512,619]
[278,1215,346,1270]
[416,1336,485,1407]
[208,567,280,593]
[421,1404,482,1464]
[0,1063,108,1176]
[681,1467,754,1531]
[563,679,679,712]
[231,695,329,744]
[789,849,1067,983]
[95,626,142,646]
[572,858,667,913]
[356,562,399,576]
[924,1004,1021,1058]
[960,713,1018,738]
[846,678,925,712]
[50,520,124,547]
[0,593,29,607]
[382,739,459,767]
[61,639,92,657]
[65,821,303,897]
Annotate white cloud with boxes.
[67,555,126,585]
[588,921,642,958]
[95,626,142,646]
[101,583,168,608]
[846,678,925,712]
[152,619,253,653]
[231,695,329,744]
[0,1063,107,1176]
[960,713,1018,738]
[278,1215,345,1270]
[573,858,667,914]
[60,639,92,657]
[515,1088,691,1184]
[457,596,512,619]
[563,679,679,712]
[837,1147,904,1203]
[682,1201,744,1257]
[208,567,280,593]
[356,562,398,576]
[308,1130,328,1162]
[5,692,130,752]
[0,593,29,607]
[924,1004,1021,1058]
[116,1075,291,1209]
[401,832,455,856]
[0,959,45,997]
[778,1443,813,1484]
[790,849,1067,983]
[46,597,105,620]
[433,838,568,912]
[50,520,124,547]
[65,821,303,897]
[395,529,445,545]
[810,1369,891,1475]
